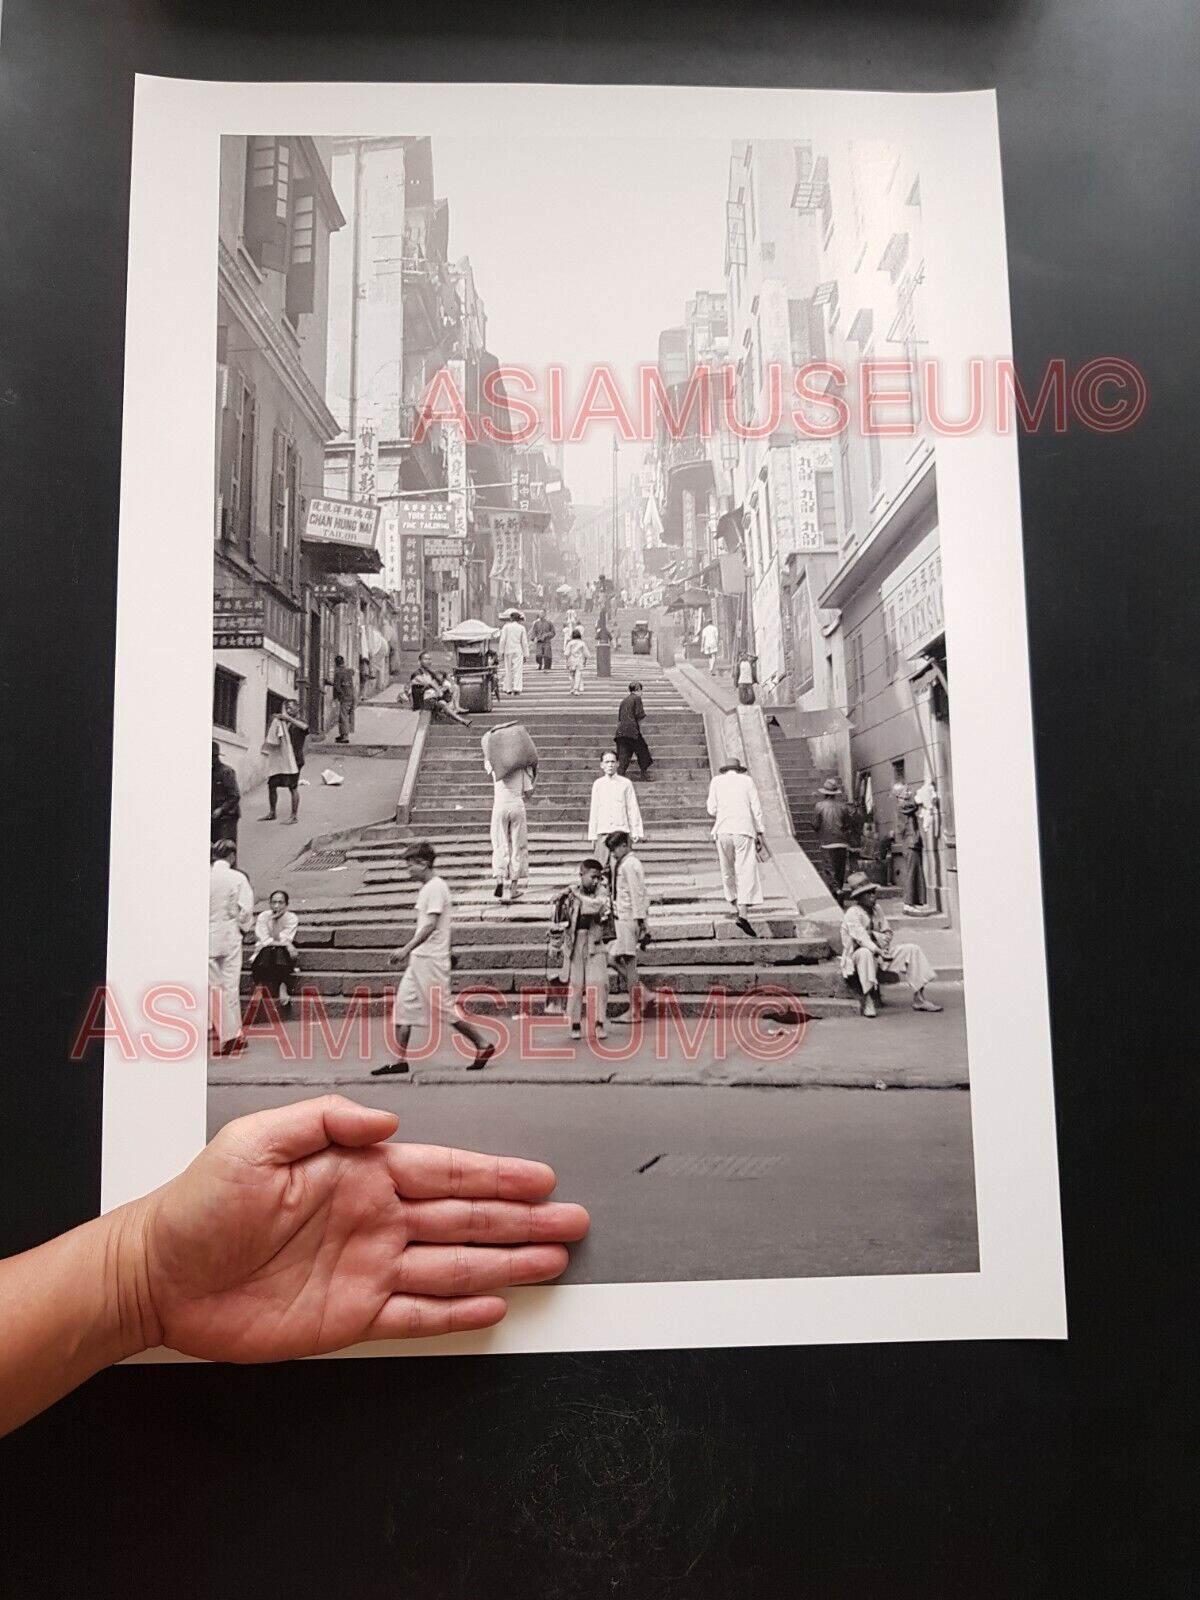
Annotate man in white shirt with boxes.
[209,840,255,1055]
[587,750,644,865]
[700,619,719,674]
[705,759,766,936]
[497,613,529,696]
[373,842,496,1075]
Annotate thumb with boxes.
[234,1096,399,1166]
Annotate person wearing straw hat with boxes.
[813,775,856,899]
[497,610,529,696]
[839,871,942,1018]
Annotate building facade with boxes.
[213,134,361,790]
[720,135,953,917]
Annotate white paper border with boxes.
[104,77,1065,1354]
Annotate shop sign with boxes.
[398,500,454,536]
[213,592,265,649]
[422,536,465,558]
[398,534,423,647]
[304,496,381,548]
[446,358,469,538]
[881,531,944,661]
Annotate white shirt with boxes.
[612,852,650,921]
[588,773,644,841]
[486,762,533,803]
[411,875,453,967]
[498,621,528,658]
[706,770,765,838]
[209,859,254,957]
[252,907,299,957]
[701,623,719,653]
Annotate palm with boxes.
[147,1142,413,1361]
[138,1096,588,1361]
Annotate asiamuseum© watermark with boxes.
[407,355,1147,445]
[71,985,809,1064]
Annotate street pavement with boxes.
[211,982,969,1089]
[207,1080,978,1283]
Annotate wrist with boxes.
[95,1198,162,1363]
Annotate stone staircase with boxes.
[250,615,854,1019]
[766,719,836,867]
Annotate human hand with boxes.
[121,1096,588,1362]
[387,947,408,967]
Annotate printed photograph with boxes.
[207,128,976,1286]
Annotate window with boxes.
[891,758,906,785]
[846,627,866,708]
[213,667,241,732]
[815,469,837,543]
[270,430,288,577]
[243,138,291,271]
[234,377,257,553]
[286,187,316,322]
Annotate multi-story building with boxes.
[213,134,367,788]
[325,137,552,642]
[723,136,953,918]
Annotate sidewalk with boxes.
[211,983,969,1090]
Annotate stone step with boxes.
[241,988,862,1021]
[241,965,849,999]
[295,899,799,925]
[295,916,812,947]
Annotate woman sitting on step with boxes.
[250,890,301,1012]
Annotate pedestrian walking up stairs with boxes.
[263,615,855,1020]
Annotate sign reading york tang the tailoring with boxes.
[303,496,381,548]
[397,500,455,537]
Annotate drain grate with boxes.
[637,1152,781,1180]
[295,849,348,871]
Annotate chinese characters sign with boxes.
[881,532,944,663]
[398,534,423,647]
[398,500,454,536]
[304,497,381,548]
[213,592,265,649]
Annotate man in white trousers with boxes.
[587,749,644,865]
[209,839,255,1055]
[705,759,765,937]
[497,612,529,696]
[486,755,534,903]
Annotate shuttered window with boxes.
[243,138,291,272]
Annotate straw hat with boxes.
[843,871,876,900]
[818,776,842,795]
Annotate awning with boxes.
[305,540,383,576]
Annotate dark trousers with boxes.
[251,946,297,994]
[900,846,926,906]
[535,647,552,669]
[822,844,850,894]
[615,735,652,775]
[211,815,238,849]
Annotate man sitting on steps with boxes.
[839,871,943,1019]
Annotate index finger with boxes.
[384,1142,559,1201]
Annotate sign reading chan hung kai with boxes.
[303,495,381,548]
